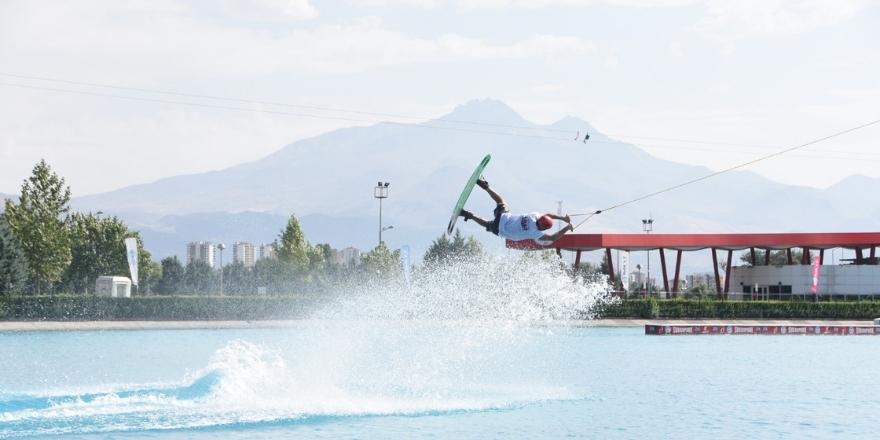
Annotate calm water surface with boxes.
[1,324,878,439]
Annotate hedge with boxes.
[0,295,318,321]
[2,296,880,321]
[596,299,880,320]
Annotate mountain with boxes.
[72,99,879,267]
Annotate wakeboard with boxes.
[446,154,492,235]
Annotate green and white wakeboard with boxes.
[447,154,492,235]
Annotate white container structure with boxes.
[95,276,132,298]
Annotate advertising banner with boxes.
[125,237,139,286]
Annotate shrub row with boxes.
[597,299,880,320]
[3,296,880,321]
[0,295,318,321]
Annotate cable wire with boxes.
[571,117,880,230]
[0,72,576,135]
[0,81,576,142]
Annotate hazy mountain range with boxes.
[11,99,878,270]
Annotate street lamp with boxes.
[642,217,653,297]
[217,243,226,296]
[374,181,390,245]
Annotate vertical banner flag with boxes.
[811,255,821,294]
[125,237,139,286]
[400,245,412,287]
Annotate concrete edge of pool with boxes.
[0,319,877,332]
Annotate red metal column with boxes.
[724,250,733,298]
[787,249,793,265]
[574,250,582,270]
[802,247,810,265]
[659,249,669,296]
[750,248,756,266]
[605,248,616,286]
[856,248,864,265]
[871,246,876,263]
[819,249,825,265]
[672,250,682,298]
[712,248,722,299]
[764,249,771,266]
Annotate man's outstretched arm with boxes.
[539,223,574,243]
[547,213,571,224]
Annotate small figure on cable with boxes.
[459,177,574,243]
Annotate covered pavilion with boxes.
[507,232,880,298]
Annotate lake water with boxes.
[2,324,879,439]
[2,256,879,439]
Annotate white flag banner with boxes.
[125,237,139,286]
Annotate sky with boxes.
[1,0,878,196]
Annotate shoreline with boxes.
[0,319,875,332]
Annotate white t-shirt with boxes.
[498,212,545,241]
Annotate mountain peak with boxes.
[437,99,532,126]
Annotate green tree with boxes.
[223,260,255,295]
[4,160,72,293]
[157,256,185,294]
[62,213,157,294]
[184,260,215,294]
[276,215,309,272]
[138,251,161,295]
[254,257,295,295]
[0,214,29,295]
[739,249,804,267]
[360,242,401,277]
[423,230,483,267]
[62,213,130,293]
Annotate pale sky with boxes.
[1,0,878,196]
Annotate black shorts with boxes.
[488,203,509,235]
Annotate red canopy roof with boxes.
[507,232,880,252]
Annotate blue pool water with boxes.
[2,324,879,439]
[3,257,879,439]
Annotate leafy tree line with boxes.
[151,215,408,295]
[0,160,414,296]
[1,160,157,295]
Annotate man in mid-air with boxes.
[460,177,574,244]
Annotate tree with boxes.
[137,247,161,295]
[184,260,215,294]
[423,229,483,267]
[62,213,157,294]
[0,214,29,295]
[223,260,255,295]
[62,213,131,293]
[157,256,185,294]
[276,215,309,272]
[360,242,401,278]
[254,257,296,295]
[739,249,803,267]
[3,160,72,293]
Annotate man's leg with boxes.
[460,209,491,230]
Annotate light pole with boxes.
[374,181,390,245]
[217,243,226,296]
[642,217,653,297]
